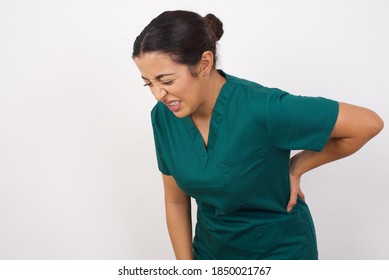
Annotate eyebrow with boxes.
[141,73,174,81]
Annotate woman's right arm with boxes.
[162,174,193,260]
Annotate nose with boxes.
[153,87,168,101]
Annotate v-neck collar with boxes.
[184,70,235,168]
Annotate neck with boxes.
[192,69,226,120]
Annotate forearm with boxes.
[290,137,367,177]
[165,200,193,260]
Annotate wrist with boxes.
[289,153,303,177]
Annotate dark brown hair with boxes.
[132,10,223,70]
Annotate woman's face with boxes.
[134,52,205,118]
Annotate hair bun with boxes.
[204,13,224,41]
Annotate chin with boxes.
[172,111,189,118]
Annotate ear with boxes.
[197,51,214,76]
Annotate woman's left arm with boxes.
[287,102,384,212]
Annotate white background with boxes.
[0,0,388,260]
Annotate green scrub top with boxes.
[151,70,339,259]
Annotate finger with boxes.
[287,199,297,212]
[287,189,298,212]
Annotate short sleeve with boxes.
[265,88,339,151]
[151,106,171,175]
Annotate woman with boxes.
[132,10,384,259]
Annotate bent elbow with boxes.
[367,111,384,138]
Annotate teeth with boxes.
[168,101,180,106]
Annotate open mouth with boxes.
[168,101,180,106]
[166,100,182,112]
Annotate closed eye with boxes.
[161,80,174,85]
[143,82,152,87]
[143,80,174,87]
